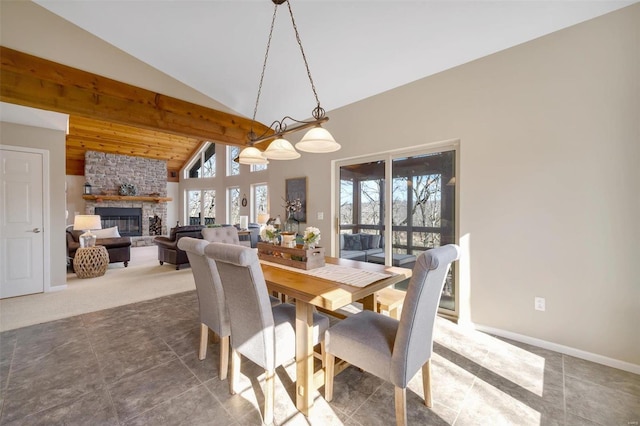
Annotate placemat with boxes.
[260,260,394,288]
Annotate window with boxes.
[337,147,457,314]
[251,162,268,172]
[228,187,240,225]
[252,183,268,221]
[187,189,216,225]
[227,146,240,176]
[187,143,216,178]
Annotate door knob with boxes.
[32,228,41,233]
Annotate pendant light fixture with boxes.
[237,0,340,165]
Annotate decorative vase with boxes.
[284,212,298,234]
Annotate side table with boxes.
[73,245,109,278]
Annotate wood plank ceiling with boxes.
[0,47,272,181]
[66,116,201,179]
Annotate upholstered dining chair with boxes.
[324,244,461,426]
[179,234,282,381]
[204,242,330,425]
[177,237,231,380]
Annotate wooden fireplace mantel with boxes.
[82,195,172,203]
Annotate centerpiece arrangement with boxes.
[257,224,324,270]
[260,224,280,245]
[282,197,302,234]
[302,226,321,249]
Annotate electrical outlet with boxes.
[534,297,546,311]
[317,212,324,220]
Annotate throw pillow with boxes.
[359,234,373,250]
[92,226,121,239]
[370,235,381,249]
[343,234,362,251]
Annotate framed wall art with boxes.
[285,177,307,222]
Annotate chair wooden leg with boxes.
[321,341,326,368]
[219,335,230,380]
[394,386,407,426]
[229,349,241,395]
[422,359,432,408]
[325,353,335,402]
[199,324,208,360]
[264,370,275,425]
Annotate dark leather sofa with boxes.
[66,229,132,268]
[153,225,204,270]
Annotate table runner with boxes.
[260,260,395,288]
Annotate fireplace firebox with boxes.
[95,207,143,237]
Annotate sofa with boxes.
[154,225,204,269]
[66,226,132,268]
[339,233,384,262]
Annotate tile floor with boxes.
[0,291,638,425]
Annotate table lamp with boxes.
[239,215,249,231]
[73,215,102,248]
[257,212,269,226]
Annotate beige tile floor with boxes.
[1,291,638,425]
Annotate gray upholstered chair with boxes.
[204,242,330,425]
[177,237,231,380]
[202,226,240,244]
[201,227,282,305]
[324,244,461,426]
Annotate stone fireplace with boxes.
[84,151,169,246]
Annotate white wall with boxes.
[263,5,640,366]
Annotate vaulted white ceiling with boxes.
[34,0,633,125]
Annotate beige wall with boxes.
[1,1,637,367]
[267,4,639,366]
[0,122,68,290]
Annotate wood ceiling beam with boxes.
[0,46,267,145]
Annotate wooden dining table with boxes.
[259,256,413,417]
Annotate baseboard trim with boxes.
[46,285,67,292]
[472,323,640,375]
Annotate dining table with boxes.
[259,255,413,417]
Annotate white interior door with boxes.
[0,148,45,298]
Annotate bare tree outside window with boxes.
[227,146,240,176]
[188,190,201,225]
[253,184,268,220]
[203,190,215,225]
[228,187,240,225]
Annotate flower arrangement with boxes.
[260,224,279,243]
[303,226,321,248]
[283,197,302,216]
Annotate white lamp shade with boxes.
[238,147,269,165]
[263,138,301,160]
[73,215,102,231]
[295,127,341,153]
[257,213,270,225]
[239,215,249,230]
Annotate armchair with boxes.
[66,227,131,268]
[153,225,204,270]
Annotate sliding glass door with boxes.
[337,146,458,315]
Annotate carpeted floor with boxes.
[0,246,195,332]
